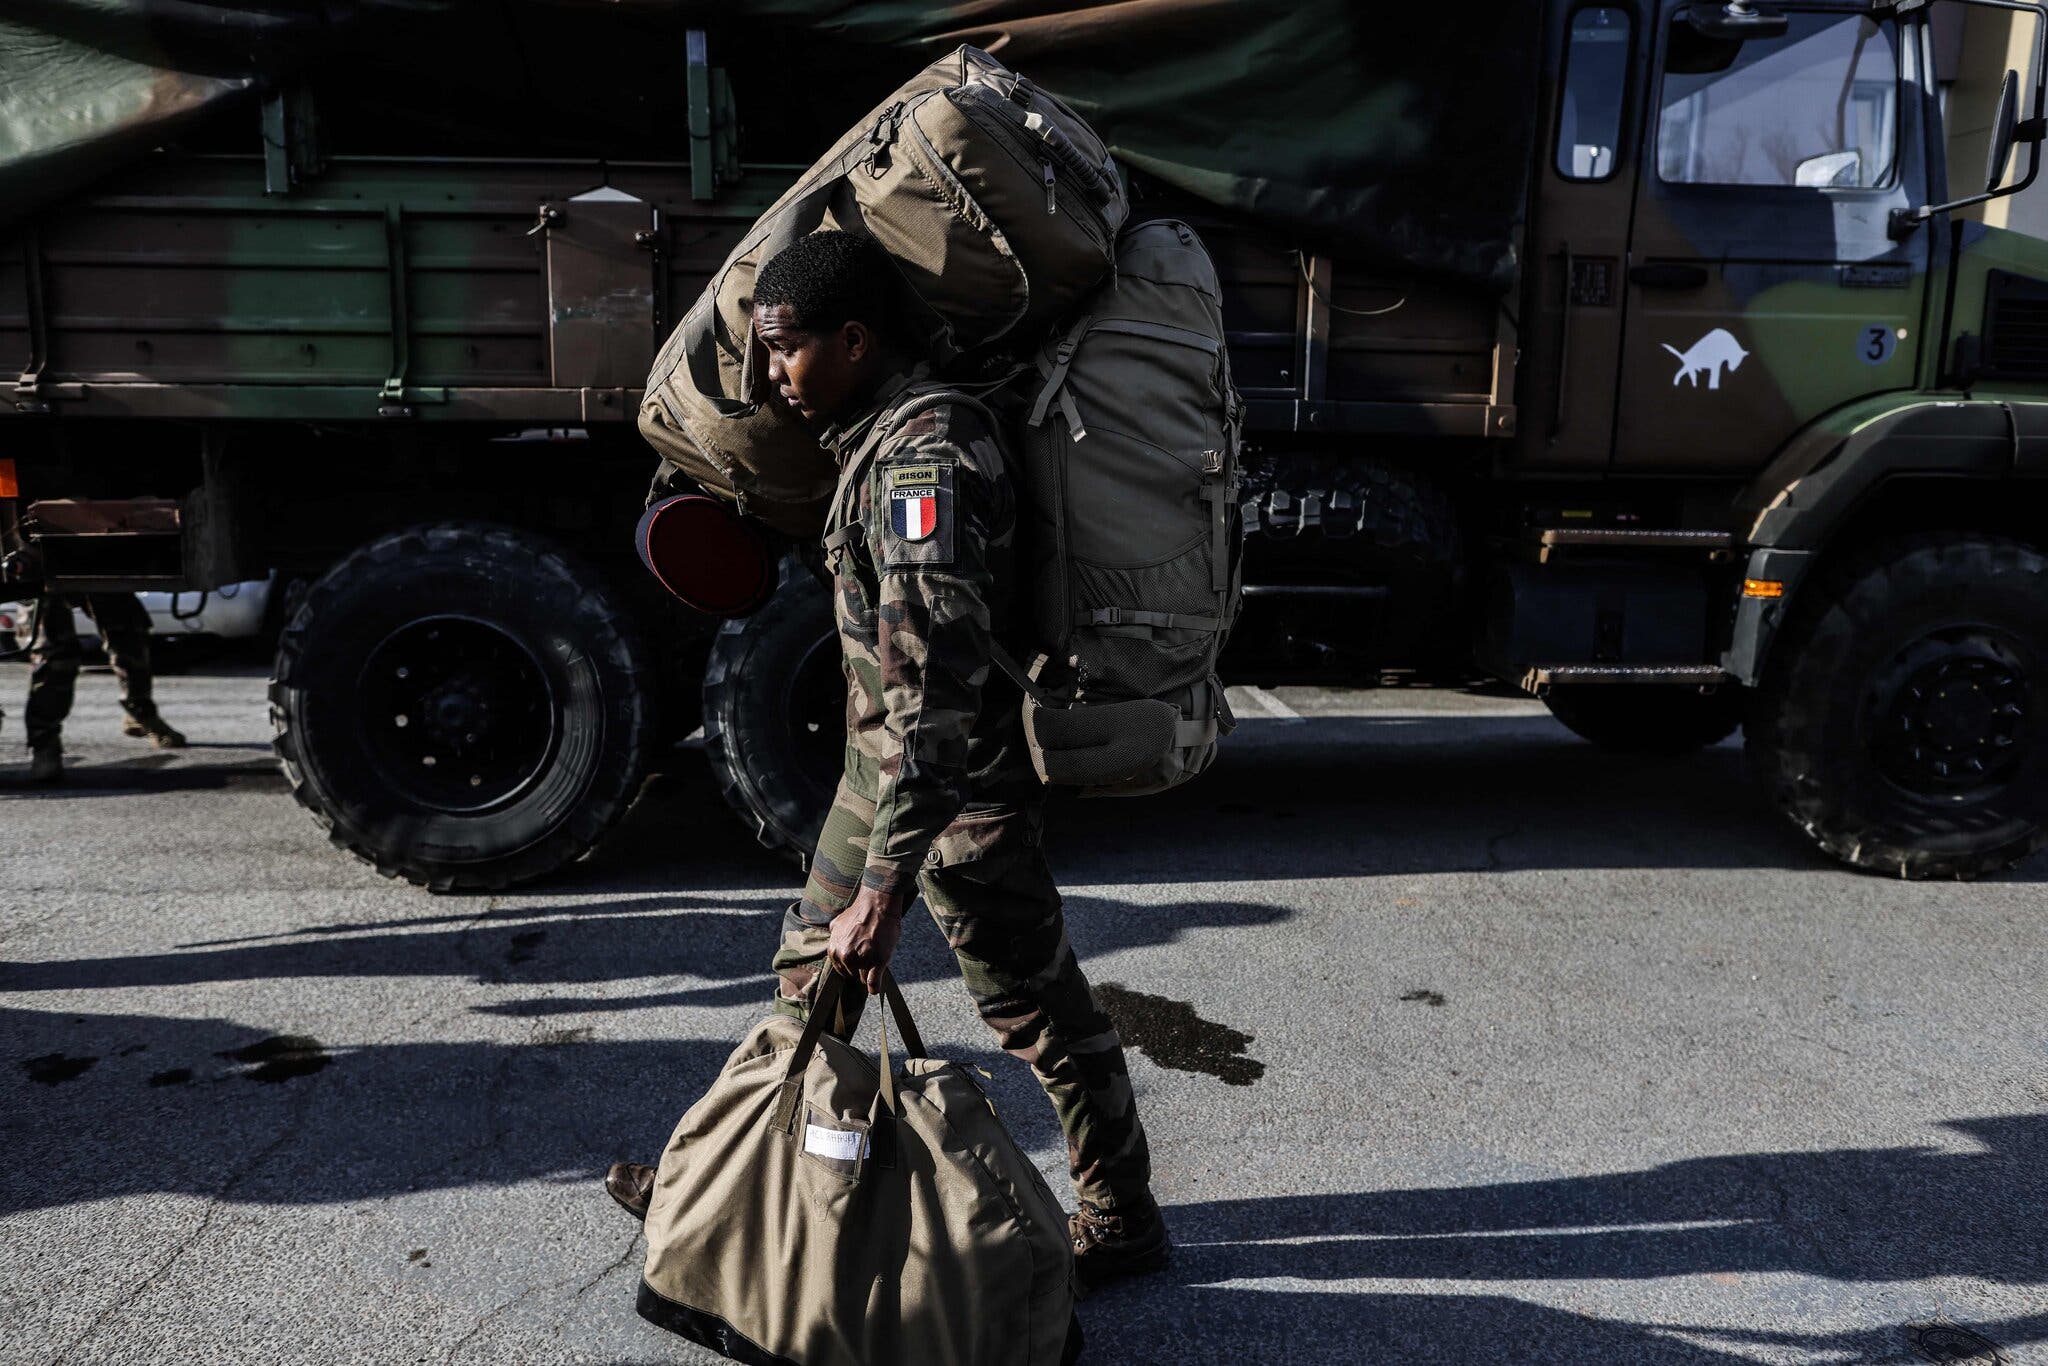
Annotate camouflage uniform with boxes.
[18,593,157,749]
[770,371,1153,1212]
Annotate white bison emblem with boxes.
[1662,328,1750,389]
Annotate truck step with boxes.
[1529,528,1734,563]
[1522,664,1729,692]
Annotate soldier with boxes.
[8,592,185,783]
[606,231,1169,1293]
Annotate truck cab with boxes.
[1489,0,2048,876]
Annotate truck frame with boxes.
[5,0,2046,886]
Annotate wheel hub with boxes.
[358,616,557,813]
[1870,631,2031,796]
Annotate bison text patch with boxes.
[878,462,953,567]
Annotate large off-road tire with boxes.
[1746,532,2048,879]
[701,561,842,863]
[271,522,654,891]
[1544,685,1745,756]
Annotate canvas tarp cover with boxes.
[0,1,1542,289]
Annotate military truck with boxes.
[4,0,2046,887]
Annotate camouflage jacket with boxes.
[820,372,1036,896]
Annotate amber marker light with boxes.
[1743,578,1785,599]
[0,459,16,498]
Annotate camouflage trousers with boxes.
[15,594,154,749]
[771,776,1153,1210]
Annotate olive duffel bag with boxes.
[636,970,1083,1365]
[638,43,1126,538]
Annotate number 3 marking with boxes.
[1860,324,1897,367]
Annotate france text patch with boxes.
[878,462,954,567]
[890,487,936,540]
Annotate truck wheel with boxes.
[1747,532,2048,879]
[1543,686,1744,755]
[271,523,653,891]
[701,561,841,862]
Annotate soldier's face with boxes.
[756,304,876,424]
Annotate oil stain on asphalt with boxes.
[217,1035,331,1083]
[21,1053,97,1085]
[1094,985,1264,1086]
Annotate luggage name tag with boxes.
[800,1104,876,1182]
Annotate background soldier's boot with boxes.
[121,707,186,749]
[1069,1198,1171,1296]
[29,743,63,785]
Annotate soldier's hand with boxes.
[828,886,907,994]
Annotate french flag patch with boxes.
[889,488,936,541]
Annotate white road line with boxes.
[1241,686,1303,722]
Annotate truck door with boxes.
[1613,3,1930,472]
[1521,1,1646,470]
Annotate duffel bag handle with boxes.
[772,966,926,1132]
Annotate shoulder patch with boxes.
[875,460,955,568]
[887,464,941,490]
[889,484,938,541]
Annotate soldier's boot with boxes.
[121,707,186,749]
[29,743,63,785]
[1069,1197,1171,1296]
[604,1161,656,1221]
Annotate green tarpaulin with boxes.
[0,1,1542,289]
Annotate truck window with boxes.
[1657,13,1899,188]
[1558,6,1633,181]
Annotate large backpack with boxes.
[639,44,1126,538]
[1001,219,1245,795]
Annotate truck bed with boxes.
[4,155,1512,439]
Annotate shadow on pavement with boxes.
[5,1003,2041,1362]
[4,711,2039,881]
[0,750,287,796]
[578,715,2045,888]
[0,894,1290,997]
[0,1005,732,1221]
[1099,1113,2048,1363]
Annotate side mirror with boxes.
[1988,69,2021,192]
[1683,0,1790,39]
[1889,2,2048,242]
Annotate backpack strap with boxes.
[990,641,1052,706]
[1074,607,1223,632]
[821,521,865,554]
[1027,314,1093,429]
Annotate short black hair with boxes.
[752,230,894,338]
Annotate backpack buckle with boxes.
[1091,607,1122,625]
[1201,448,1225,474]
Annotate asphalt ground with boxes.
[1,660,2043,1365]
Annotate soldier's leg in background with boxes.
[769,778,878,1038]
[23,596,82,751]
[81,594,154,718]
[921,807,1154,1212]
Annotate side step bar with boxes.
[1530,529,1734,563]
[1522,664,1729,694]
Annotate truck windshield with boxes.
[1658,12,1899,188]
